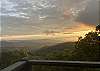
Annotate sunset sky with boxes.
[0,0,99,41]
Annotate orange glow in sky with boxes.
[0,22,95,42]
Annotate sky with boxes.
[0,0,99,41]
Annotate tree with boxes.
[96,24,100,31]
[73,31,100,61]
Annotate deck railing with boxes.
[1,60,100,71]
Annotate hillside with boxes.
[36,42,75,55]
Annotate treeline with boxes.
[0,31,100,71]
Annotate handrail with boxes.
[1,60,100,71]
[1,61,27,71]
[28,60,100,68]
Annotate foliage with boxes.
[72,32,100,61]
[0,49,28,70]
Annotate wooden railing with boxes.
[1,60,100,71]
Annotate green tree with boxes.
[73,32,100,61]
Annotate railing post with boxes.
[20,57,32,71]
[23,62,32,71]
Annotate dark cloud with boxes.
[76,0,99,25]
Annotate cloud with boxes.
[76,0,99,25]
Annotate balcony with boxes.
[1,60,100,71]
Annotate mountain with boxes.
[1,39,65,48]
[36,42,75,54]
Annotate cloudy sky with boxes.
[0,0,99,41]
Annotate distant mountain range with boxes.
[0,39,65,48]
[37,42,75,54]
